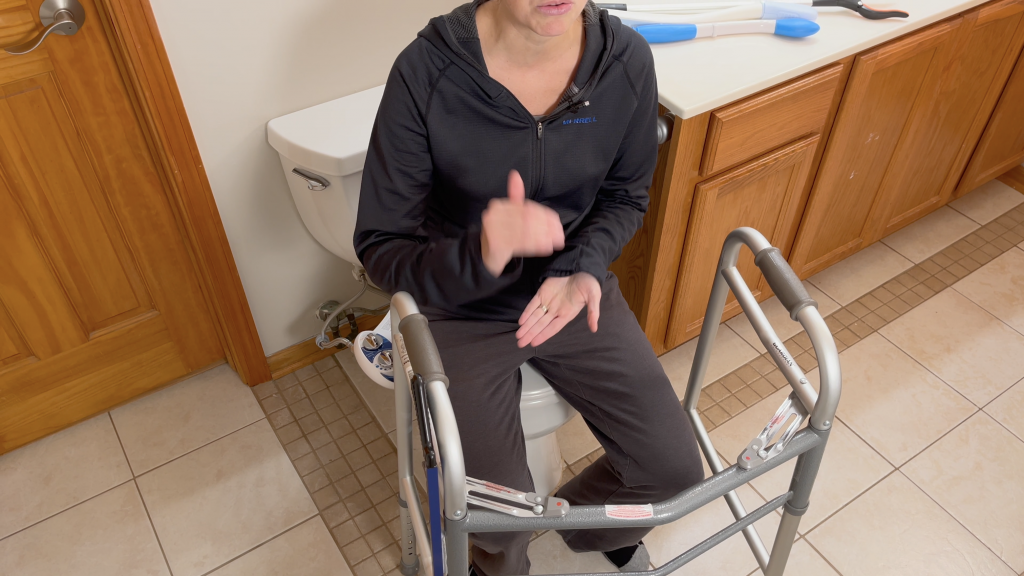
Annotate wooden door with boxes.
[956,37,1024,195]
[867,0,1024,239]
[666,135,819,348]
[0,0,223,454]
[788,19,961,278]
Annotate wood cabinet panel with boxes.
[701,63,843,176]
[612,111,710,354]
[666,136,819,348]
[957,37,1024,194]
[789,20,961,277]
[868,0,1024,238]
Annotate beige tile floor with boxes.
[1,181,1022,576]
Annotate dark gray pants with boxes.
[426,274,704,576]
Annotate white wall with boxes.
[148,0,463,355]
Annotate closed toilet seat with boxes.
[519,362,576,439]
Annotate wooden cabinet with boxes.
[868,0,1024,238]
[788,19,963,277]
[957,33,1024,195]
[791,2,1024,277]
[666,136,820,347]
[613,0,1024,354]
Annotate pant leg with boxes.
[425,315,535,576]
[529,273,705,552]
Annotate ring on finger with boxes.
[540,303,549,314]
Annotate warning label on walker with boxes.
[605,504,654,520]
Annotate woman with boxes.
[354,1,704,574]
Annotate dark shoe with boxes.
[603,541,649,572]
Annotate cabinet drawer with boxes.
[701,64,843,176]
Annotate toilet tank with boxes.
[267,85,386,266]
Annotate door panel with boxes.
[869,0,1024,238]
[0,74,149,332]
[788,20,960,277]
[666,136,819,348]
[957,40,1024,194]
[0,0,223,453]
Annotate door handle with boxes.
[3,0,86,56]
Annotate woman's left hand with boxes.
[516,273,601,348]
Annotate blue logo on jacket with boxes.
[563,116,597,125]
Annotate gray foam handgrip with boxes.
[754,247,817,321]
[399,314,449,388]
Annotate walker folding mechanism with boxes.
[388,227,842,576]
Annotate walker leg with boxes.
[764,433,828,576]
[446,519,470,576]
[394,309,420,576]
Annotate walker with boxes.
[388,227,842,576]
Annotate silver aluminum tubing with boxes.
[682,228,771,413]
[390,292,469,521]
[461,427,825,534]
[391,291,420,322]
[424,378,468,520]
[721,267,817,414]
[391,303,419,571]
[680,228,775,568]
[453,492,790,576]
[797,304,841,430]
[400,477,433,572]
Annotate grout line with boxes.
[132,478,176,576]
[950,280,1024,342]
[196,513,319,576]
[876,326,981,410]
[800,468,899,541]
[134,418,268,480]
[979,376,1024,444]
[946,202,988,226]
[108,413,175,576]
[801,533,847,576]
[0,477,135,546]
[898,469,1019,576]
[108,412,140,478]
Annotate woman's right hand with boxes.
[480,170,565,277]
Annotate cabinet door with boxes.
[868,0,1024,238]
[957,38,1024,194]
[666,136,819,348]
[788,20,961,277]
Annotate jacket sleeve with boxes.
[541,46,659,283]
[353,59,523,308]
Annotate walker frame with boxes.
[389,227,842,576]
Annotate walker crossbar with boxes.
[390,227,842,576]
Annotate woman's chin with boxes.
[530,18,578,37]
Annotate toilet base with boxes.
[525,432,565,497]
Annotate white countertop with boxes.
[648,0,989,118]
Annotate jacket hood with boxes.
[418,0,618,113]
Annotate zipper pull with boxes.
[537,121,543,140]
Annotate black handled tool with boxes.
[811,0,908,19]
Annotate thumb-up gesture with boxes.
[480,170,565,277]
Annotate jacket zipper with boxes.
[533,121,545,199]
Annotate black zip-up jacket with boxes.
[354,1,659,321]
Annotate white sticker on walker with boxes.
[605,504,654,520]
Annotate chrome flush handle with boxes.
[291,168,330,191]
[3,0,86,56]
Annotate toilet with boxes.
[268,86,577,496]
